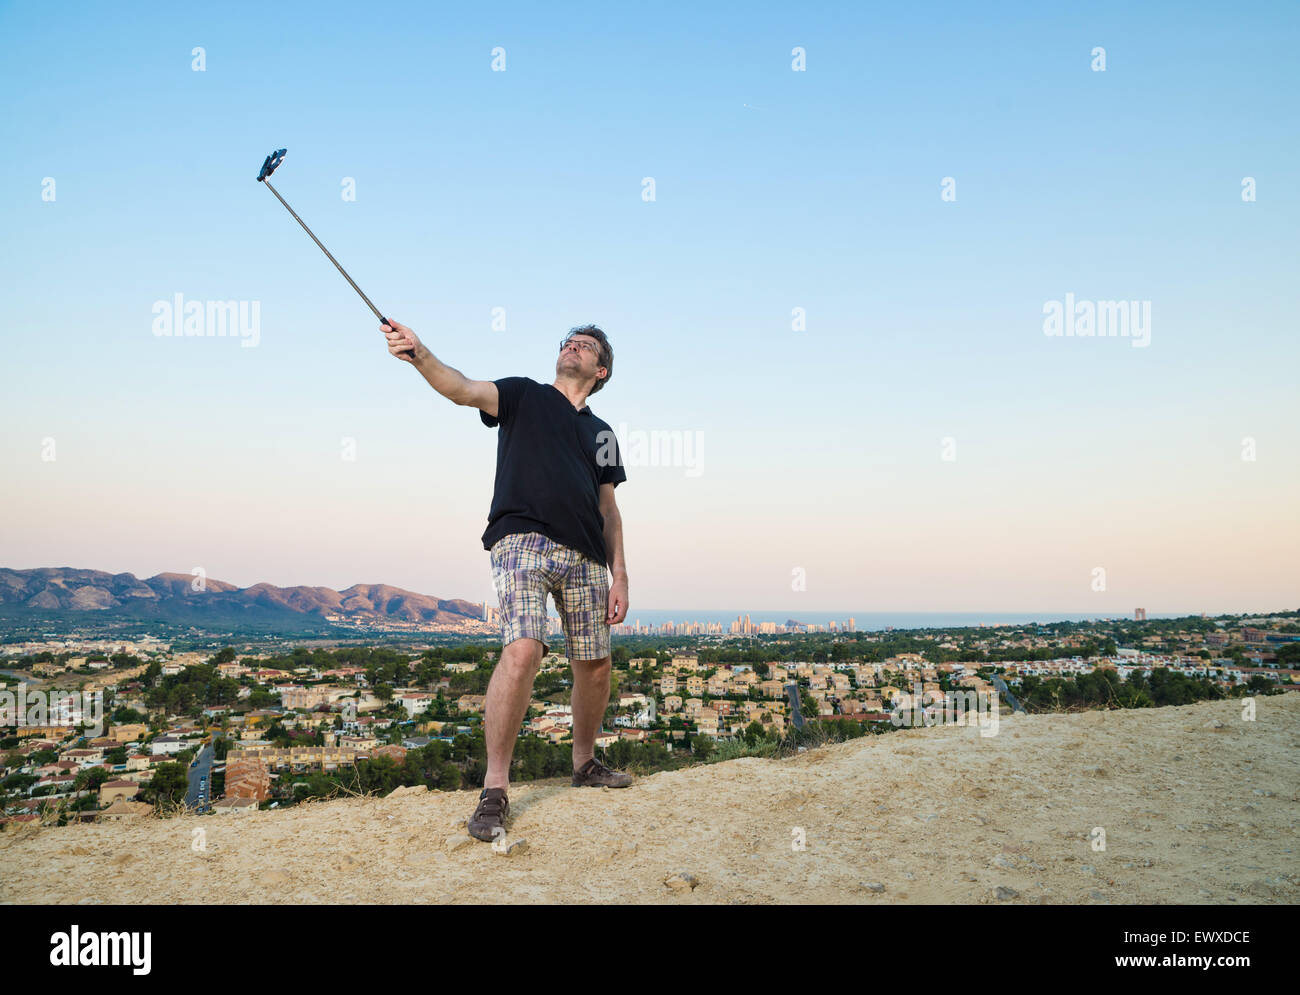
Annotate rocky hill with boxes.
[0,567,482,629]
[2,694,1296,904]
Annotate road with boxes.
[185,732,223,813]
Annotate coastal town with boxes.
[2,611,1296,829]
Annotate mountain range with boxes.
[0,567,483,630]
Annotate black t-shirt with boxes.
[479,376,627,566]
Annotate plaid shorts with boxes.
[489,531,611,661]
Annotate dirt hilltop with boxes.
[3,694,1297,904]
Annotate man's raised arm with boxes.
[381,320,497,417]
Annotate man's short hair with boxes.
[564,324,613,394]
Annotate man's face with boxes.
[558,334,606,384]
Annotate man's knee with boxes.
[500,637,545,675]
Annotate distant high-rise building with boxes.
[847,617,856,632]
[1135,608,1147,621]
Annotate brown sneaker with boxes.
[467,787,509,842]
[572,757,633,788]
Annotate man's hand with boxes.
[381,320,421,363]
[607,576,628,625]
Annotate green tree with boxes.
[246,687,276,710]
[690,735,714,760]
[356,754,404,795]
[74,767,112,792]
[1246,675,1273,694]
[145,762,189,807]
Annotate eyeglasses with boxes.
[559,338,600,355]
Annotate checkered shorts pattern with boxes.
[489,531,611,661]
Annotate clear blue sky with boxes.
[2,1,1297,614]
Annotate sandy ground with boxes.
[2,694,1297,904]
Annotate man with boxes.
[380,319,632,844]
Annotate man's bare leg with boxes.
[482,637,544,790]
[570,655,612,770]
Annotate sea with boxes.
[611,610,1184,633]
